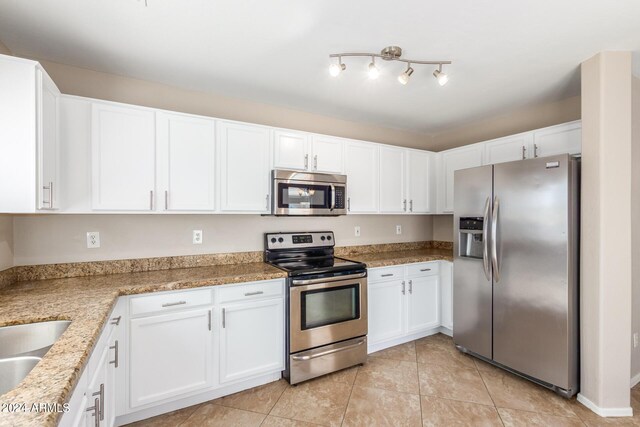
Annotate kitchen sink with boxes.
[0,320,71,358]
[0,357,42,395]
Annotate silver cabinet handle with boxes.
[291,338,365,361]
[161,300,186,307]
[86,397,99,427]
[409,279,413,294]
[491,196,500,283]
[92,383,104,421]
[409,200,413,212]
[304,154,309,169]
[164,190,168,210]
[265,194,270,210]
[420,268,431,272]
[482,197,491,281]
[110,316,121,326]
[208,310,212,331]
[521,145,526,160]
[244,291,264,296]
[109,340,119,368]
[403,199,407,211]
[149,190,154,210]
[42,181,54,208]
[313,154,318,170]
[534,143,539,158]
[401,281,406,295]
[222,308,226,328]
[381,273,394,277]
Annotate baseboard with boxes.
[439,326,453,337]
[577,393,633,417]
[631,372,640,388]
[367,326,442,354]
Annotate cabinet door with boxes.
[92,103,156,210]
[311,135,343,173]
[407,150,433,213]
[218,122,271,212]
[407,275,440,334]
[441,145,483,213]
[440,262,453,331]
[220,298,284,383]
[156,112,216,211]
[368,280,405,344]
[344,140,378,213]
[484,133,533,165]
[36,68,60,210]
[532,121,582,157]
[379,146,406,213]
[129,308,213,408]
[273,130,309,171]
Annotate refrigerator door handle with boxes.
[491,196,501,283]
[482,197,491,281]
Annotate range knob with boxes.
[320,236,326,241]
[278,237,284,243]
[327,235,332,241]
[270,237,276,243]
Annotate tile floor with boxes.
[126,333,640,426]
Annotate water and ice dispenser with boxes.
[458,217,484,259]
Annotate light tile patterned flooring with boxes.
[126,333,640,426]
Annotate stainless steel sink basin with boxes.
[0,356,42,395]
[0,320,71,358]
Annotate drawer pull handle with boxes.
[244,291,264,297]
[381,273,394,277]
[109,340,119,368]
[420,268,432,272]
[162,300,187,307]
[110,316,121,325]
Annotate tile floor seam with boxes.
[496,405,584,420]
[211,400,276,417]
[339,378,356,427]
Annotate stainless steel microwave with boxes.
[271,170,347,216]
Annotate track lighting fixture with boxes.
[329,45,451,86]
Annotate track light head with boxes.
[433,67,449,86]
[398,65,414,85]
[329,61,346,77]
[368,58,380,79]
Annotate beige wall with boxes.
[632,76,640,380]
[580,52,632,411]
[431,96,581,151]
[432,215,454,242]
[12,214,433,266]
[0,40,11,56]
[0,215,13,271]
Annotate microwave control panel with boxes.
[334,186,345,209]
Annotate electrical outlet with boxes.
[354,226,361,237]
[634,333,639,348]
[86,232,100,249]
[396,225,402,235]
[193,230,203,244]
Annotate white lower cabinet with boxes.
[219,297,284,384]
[368,261,451,352]
[440,261,453,331]
[129,308,214,408]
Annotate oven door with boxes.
[289,272,367,353]
[273,178,346,216]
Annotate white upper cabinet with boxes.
[273,130,309,171]
[439,144,484,213]
[92,103,156,211]
[484,132,534,164]
[0,55,60,213]
[379,146,406,213]
[532,120,582,158]
[156,112,216,211]
[310,135,344,173]
[218,121,271,213]
[344,140,379,213]
[406,150,434,214]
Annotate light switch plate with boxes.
[396,225,402,235]
[87,232,100,249]
[354,226,361,237]
[193,230,203,244]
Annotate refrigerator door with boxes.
[492,154,578,391]
[453,165,493,359]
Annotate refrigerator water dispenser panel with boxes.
[459,217,484,259]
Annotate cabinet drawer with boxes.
[405,262,439,277]
[368,266,404,283]
[130,289,212,316]
[218,279,284,304]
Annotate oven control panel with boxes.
[265,231,334,250]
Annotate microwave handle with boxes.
[330,184,336,211]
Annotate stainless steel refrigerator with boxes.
[453,154,579,397]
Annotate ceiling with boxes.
[1,0,639,134]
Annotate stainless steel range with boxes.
[264,231,368,385]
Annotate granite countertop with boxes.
[0,262,287,427]
[348,248,453,268]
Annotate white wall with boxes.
[631,75,640,381]
[12,214,433,266]
[0,215,13,270]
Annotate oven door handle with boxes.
[291,272,366,286]
[291,338,366,361]
[330,184,336,211]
